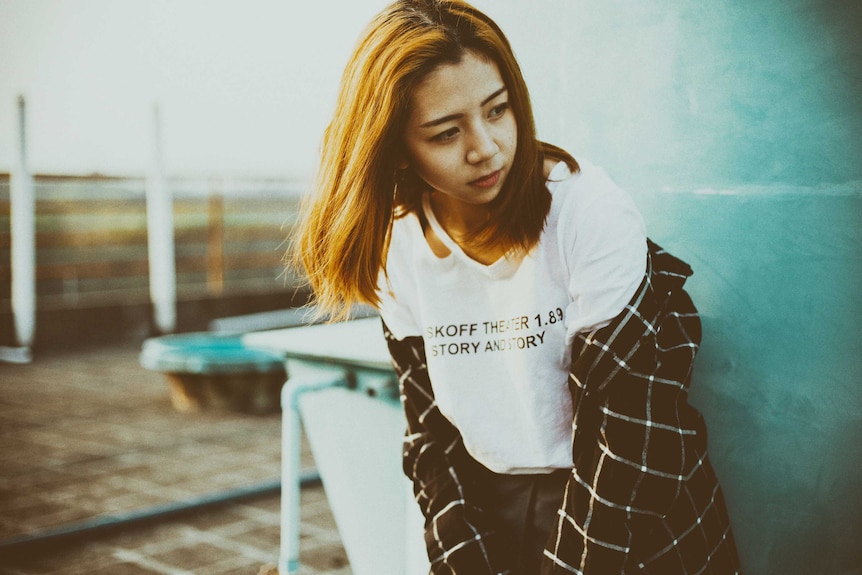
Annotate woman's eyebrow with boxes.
[419,86,508,128]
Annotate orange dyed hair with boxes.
[291,0,577,319]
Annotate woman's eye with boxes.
[432,128,459,142]
[489,102,509,118]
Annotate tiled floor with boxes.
[0,342,352,574]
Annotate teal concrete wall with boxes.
[556,3,862,572]
[639,189,861,574]
[480,0,862,190]
[476,1,862,572]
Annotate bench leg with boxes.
[279,368,349,575]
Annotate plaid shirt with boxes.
[383,240,740,574]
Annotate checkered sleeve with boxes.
[543,240,740,574]
[383,323,509,575]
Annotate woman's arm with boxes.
[543,241,713,573]
[383,322,508,575]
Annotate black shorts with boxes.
[475,467,570,575]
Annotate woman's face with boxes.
[403,51,517,208]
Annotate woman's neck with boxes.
[428,191,491,240]
[426,190,509,265]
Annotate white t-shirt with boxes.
[378,159,646,474]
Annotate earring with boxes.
[393,167,409,201]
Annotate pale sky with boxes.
[0,0,393,177]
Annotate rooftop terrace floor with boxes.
[0,341,352,574]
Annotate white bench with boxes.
[243,317,429,575]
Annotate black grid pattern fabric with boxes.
[386,326,509,574]
[383,241,740,574]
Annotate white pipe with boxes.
[280,366,349,575]
[145,103,177,333]
[0,474,321,560]
[10,95,35,352]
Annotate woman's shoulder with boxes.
[547,158,624,210]
[542,156,560,179]
[546,158,643,243]
[388,210,423,257]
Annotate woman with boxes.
[292,1,740,573]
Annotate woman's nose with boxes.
[466,126,499,165]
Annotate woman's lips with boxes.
[470,170,501,188]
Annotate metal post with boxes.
[206,178,224,296]
[145,103,177,333]
[279,365,349,575]
[9,95,35,361]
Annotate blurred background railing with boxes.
[0,172,308,348]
